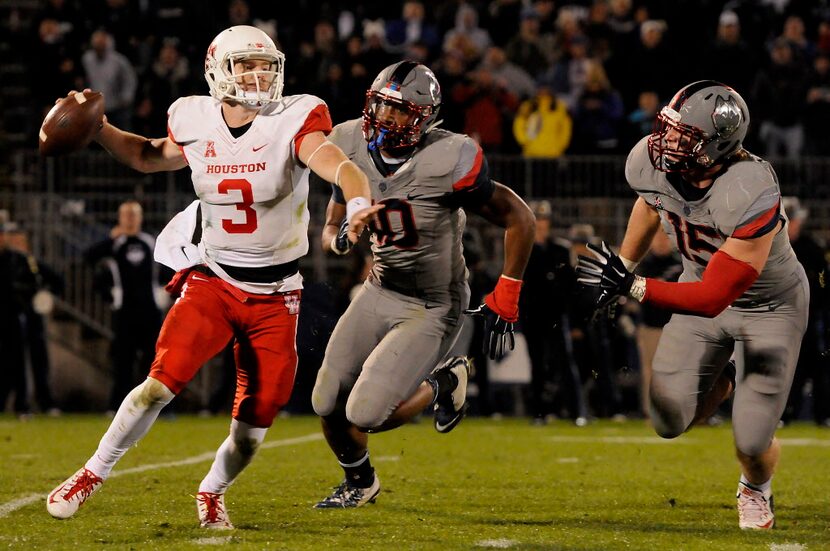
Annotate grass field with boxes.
[1,414,828,550]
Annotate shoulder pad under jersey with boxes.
[326,118,363,157]
[167,95,216,144]
[414,130,476,184]
[624,136,656,193]
[710,155,780,236]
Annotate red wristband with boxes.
[643,250,758,318]
[484,275,522,322]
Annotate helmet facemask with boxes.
[204,26,285,110]
[210,52,284,109]
[362,90,437,153]
[647,107,714,173]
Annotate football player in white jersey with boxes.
[576,81,808,530]
[46,25,380,529]
[310,62,535,508]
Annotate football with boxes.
[38,90,105,156]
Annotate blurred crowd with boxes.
[11,0,830,157]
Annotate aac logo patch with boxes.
[284,294,300,315]
[204,141,217,158]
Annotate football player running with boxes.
[46,25,380,528]
[576,81,808,530]
[310,61,535,508]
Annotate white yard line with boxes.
[0,494,42,519]
[548,436,693,445]
[0,432,323,519]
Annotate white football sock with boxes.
[740,474,772,495]
[85,378,175,479]
[199,419,267,494]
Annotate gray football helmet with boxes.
[648,80,750,173]
[362,61,442,152]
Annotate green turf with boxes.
[0,415,828,550]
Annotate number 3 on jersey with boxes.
[369,198,418,249]
[218,178,258,234]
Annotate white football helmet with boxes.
[204,25,285,108]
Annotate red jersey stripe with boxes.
[732,201,780,239]
[452,145,484,191]
[293,103,333,158]
[167,123,189,165]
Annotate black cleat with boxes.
[313,477,381,509]
[431,356,473,434]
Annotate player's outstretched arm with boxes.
[465,183,535,360]
[299,131,381,243]
[321,199,352,255]
[94,122,186,174]
[618,197,662,270]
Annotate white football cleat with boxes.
[196,492,234,529]
[737,481,775,530]
[47,467,104,519]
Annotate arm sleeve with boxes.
[642,250,759,318]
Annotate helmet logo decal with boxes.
[713,95,742,138]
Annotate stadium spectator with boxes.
[622,90,659,151]
[443,3,492,63]
[781,197,830,427]
[385,1,440,55]
[707,11,758,98]
[610,19,672,111]
[584,0,614,62]
[752,38,808,159]
[479,47,537,100]
[505,8,552,79]
[135,39,194,136]
[541,34,592,113]
[31,17,84,119]
[570,61,624,153]
[0,221,37,419]
[452,68,520,152]
[551,6,587,63]
[512,85,572,158]
[520,201,586,425]
[46,25,379,529]
[81,29,138,130]
[803,52,830,155]
[6,228,64,417]
[633,229,681,418]
[779,14,814,64]
[85,201,163,414]
[360,19,398,80]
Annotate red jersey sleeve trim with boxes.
[732,201,780,239]
[167,123,188,165]
[452,145,484,191]
[293,103,333,158]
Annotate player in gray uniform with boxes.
[576,81,808,530]
[311,61,535,508]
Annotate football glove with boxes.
[465,276,522,361]
[330,217,353,255]
[576,241,635,309]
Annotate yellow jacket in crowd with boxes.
[513,93,572,158]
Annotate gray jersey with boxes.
[327,119,494,303]
[625,136,801,308]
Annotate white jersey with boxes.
[167,94,331,293]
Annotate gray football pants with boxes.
[649,268,809,457]
[312,280,470,429]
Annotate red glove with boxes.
[484,275,522,323]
